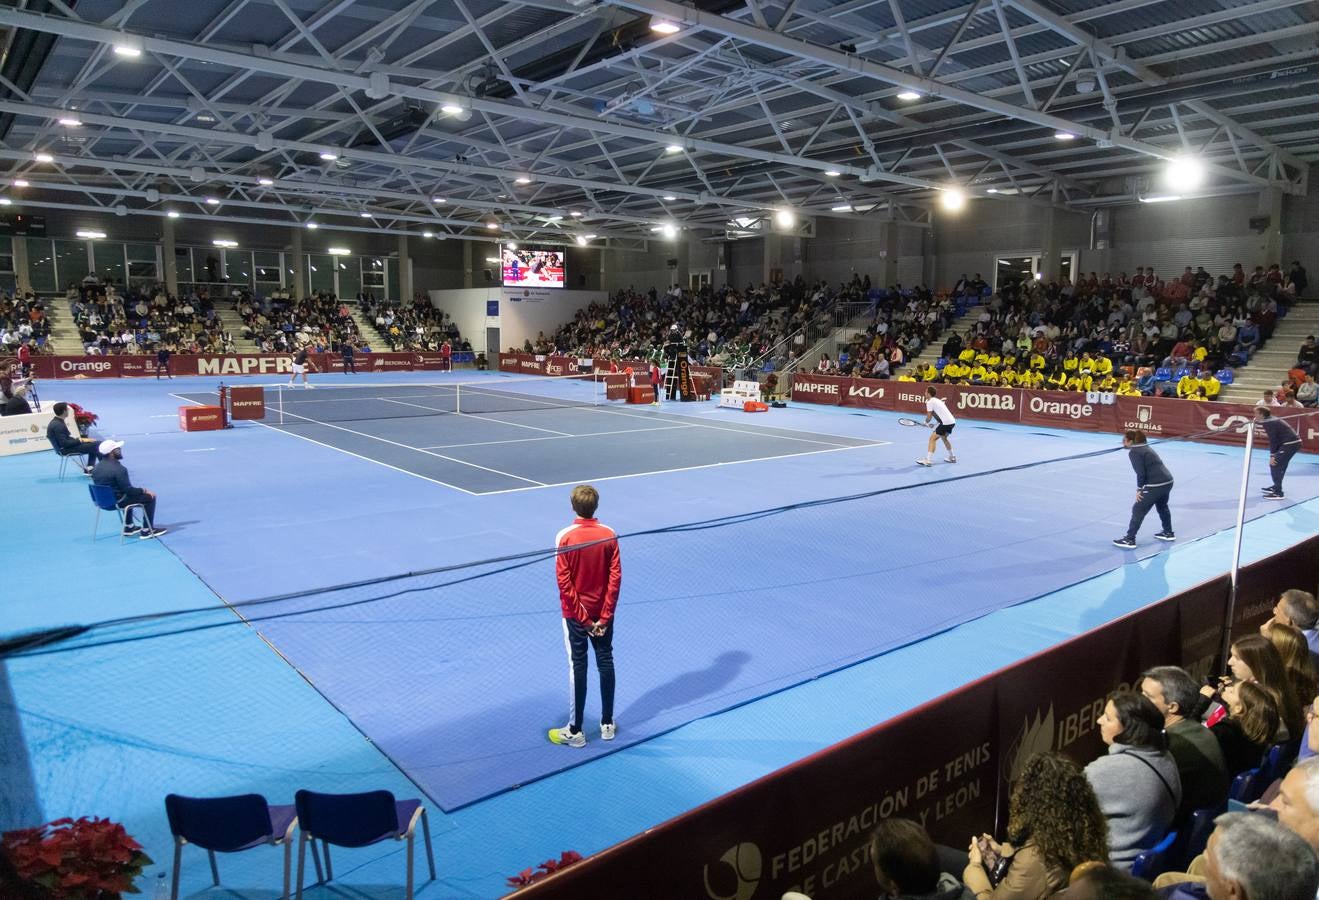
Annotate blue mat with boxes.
[39,374,1315,811]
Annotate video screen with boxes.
[501,247,565,288]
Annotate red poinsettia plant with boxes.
[0,817,153,899]
[506,850,583,890]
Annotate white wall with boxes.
[428,287,500,353]
[495,288,605,353]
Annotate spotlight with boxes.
[12,180,28,188]
[359,212,371,218]
[58,117,82,127]
[824,170,841,177]
[939,188,966,212]
[774,209,796,228]
[112,36,143,58]
[306,222,318,229]
[1164,155,1206,193]
[569,210,583,217]
[665,144,683,154]
[661,224,677,239]
[204,197,219,205]
[662,195,677,201]
[213,239,237,248]
[507,241,518,250]
[514,176,532,185]
[257,177,274,186]
[896,90,921,101]
[34,152,54,163]
[440,103,463,115]
[423,231,434,238]
[0,198,10,206]
[328,247,350,255]
[77,230,107,239]
[167,210,180,218]
[486,222,499,230]
[319,152,339,161]
[432,197,446,204]
[1054,131,1076,141]
[650,16,681,34]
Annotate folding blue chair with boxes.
[1214,368,1234,385]
[294,789,435,900]
[1177,805,1225,871]
[1131,829,1179,882]
[1262,739,1300,782]
[1229,767,1268,803]
[1154,367,1173,383]
[88,483,145,544]
[165,794,309,900]
[935,357,948,371]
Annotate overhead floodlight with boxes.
[569,210,583,217]
[939,188,966,212]
[774,208,796,228]
[1164,154,1206,193]
[34,152,54,163]
[486,222,499,229]
[665,144,683,154]
[662,194,677,201]
[831,204,854,212]
[359,212,371,218]
[423,230,434,238]
[1074,68,1097,94]
[204,197,219,205]
[576,235,589,246]
[584,233,597,240]
[514,176,532,185]
[547,214,563,221]
[112,35,144,58]
[0,198,10,206]
[1034,272,1044,281]
[319,151,339,161]
[661,224,677,239]
[650,16,682,34]
[257,177,274,186]
[985,187,999,194]
[896,90,921,101]
[506,242,519,251]
[1054,131,1076,141]
[328,247,350,255]
[77,230,107,239]
[195,114,216,123]
[306,222,318,229]
[824,169,841,177]
[440,103,463,115]
[1139,194,1183,204]
[166,210,180,218]
[213,239,237,247]
[432,197,446,204]
[58,117,82,127]
[12,179,28,188]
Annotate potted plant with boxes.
[1,817,153,899]
[505,850,583,892]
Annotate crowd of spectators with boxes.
[831,586,1319,900]
[545,276,840,369]
[238,290,373,354]
[0,292,51,355]
[68,277,234,355]
[816,261,1308,402]
[813,283,959,379]
[359,294,468,352]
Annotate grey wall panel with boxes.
[897,256,924,288]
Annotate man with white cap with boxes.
[90,440,167,539]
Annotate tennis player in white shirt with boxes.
[917,386,957,467]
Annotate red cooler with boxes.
[179,405,226,431]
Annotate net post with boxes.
[1220,420,1255,670]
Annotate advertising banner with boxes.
[790,373,844,405]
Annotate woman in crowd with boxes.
[964,752,1108,899]
[1220,634,1304,740]
[1262,622,1318,726]
[1084,693,1181,870]
[1210,680,1281,776]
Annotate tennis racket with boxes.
[897,417,933,428]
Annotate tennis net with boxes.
[270,374,609,425]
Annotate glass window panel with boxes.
[196,250,223,285]
[363,257,385,289]
[174,246,193,284]
[127,260,158,286]
[26,239,55,293]
[308,254,334,294]
[0,273,14,294]
[337,256,361,299]
[223,250,253,290]
[54,240,88,290]
[387,258,399,299]
[126,243,157,263]
[254,251,281,286]
[93,242,125,287]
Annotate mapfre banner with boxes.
[31,352,434,379]
[788,375,1319,452]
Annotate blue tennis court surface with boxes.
[6,371,1318,896]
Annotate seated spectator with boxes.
[1263,622,1318,721]
[46,401,102,471]
[1298,374,1318,407]
[1085,692,1181,869]
[1,384,31,416]
[1234,319,1260,357]
[1211,680,1280,776]
[1063,863,1157,899]
[869,818,972,900]
[1140,667,1228,819]
[1196,369,1221,401]
[963,752,1108,899]
[1299,335,1317,375]
[1217,634,1304,740]
[1199,812,1318,900]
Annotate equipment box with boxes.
[179,405,225,431]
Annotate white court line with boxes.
[476,441,892,495]
[170,393,482,495]
[578,403,882,448]
[149,414,179,418]
[377,397,573,436]
[183,448,217,453]
[420,423,697,450]
[273,406,546,486]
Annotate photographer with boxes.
[964,753,1108,899]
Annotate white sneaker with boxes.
[600,722,617,741]
[916,458,932,467]
[945,455,957,463]
[305,383,314,389]
[548,726,586,748]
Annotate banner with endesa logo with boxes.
[522,536,1318,900]
[787,375,1318,453]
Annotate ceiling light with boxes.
[507,241,518,250]
[824,169,841,177]
[58,117,82,127]
[576,235,588,246]
[204,197,219,205]
[986,187,999,194]
[423,231,434,238]
[662,195,677,201]
[77,230,107,239]
[1139,194,1183,204]
[547,214,563,221]
[665,144,683,154]
[569,210,583,217]
[650,16,682,34]
[583,233,597,240]
[831,204,854,212]
[319,152,339,161]
[432,197,446,204]
[306,222,318,229]
[34,152,54,163]
[774,208,796,228]
[328,247,350,255]
[897,90,921,101]
[167,210,180,218]
[939,188,966,212]
[12,179,28,188]
[257,177,274,186]
[440,103,463,115]
[359,212,371,218]
[661,224,677,239]
[195,114,216,123]
[1054,131,1076,141]
[1164,154,1206,193]
[112,37,143,58]
[1034,272,1044,281]
[0,198,10,206]
[486,222,499,229]
[213,239,237,248]
[514,176,532,185]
